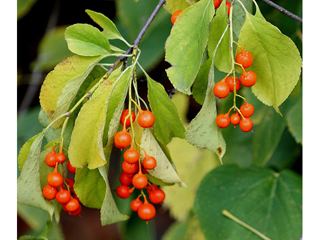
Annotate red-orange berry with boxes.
[137,110,155,128]
[230,112,241,125]
[132,173,148,189]
[213,0,222,8]
[213,81,230,98]
[114,130,132,149]
[47,168,63,187]
[65,178,74,188]
[240,102,254,118]
[56,189,71,204]
[240,71,257,87]
[239,118,253,132]
[236,50,253,68]
[149,188,165,205]
[68,205,82,216]
[216,114,230,128]
[138,203,156,221]
[124,147,140,164]
[65,198,80,212]
[120,109,136,127]
[225,76,241,92]
[45,149,57,167]
[226,1,231,15]
[116,185,132,199]
[130,198,143,212]
[119,172,133,186]
[42,184,57,200]
[67,161,76,174]
[122,161,139,175]
[142,155,157,170]
[171,10,182,25]
[56,152,66,164]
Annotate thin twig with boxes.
[259,0,302,23]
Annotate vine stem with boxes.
[222,210,271,240]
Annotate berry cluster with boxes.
[114,109,165,221]
[171,0,231,25]
[42,147,81,216]
[213,50,256,132]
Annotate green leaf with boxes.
[232,0,252,38]
[65,24,111,56]
[140,129,182,184]
[39,55,103,124]
[237,12,302,111]
[18,133,55,218]
[68,66,131,169]
[17,204,49,231]
[186,59,226,159]
[208,0,232,73]
[191,60,210,105]
[34,27,71,71]
[253,108,286,166]
[122,215,156,240]
[18,0,37,19]
[165,138,218,220]
[146,75,185,145]
[99,166,129,225]
[165,0,214,94]
[74,168,106,208]
[18,134,40,172]
[164,0,190,14]
[285,95,302,144]
[195,165,302,240]
[86,10,124,41]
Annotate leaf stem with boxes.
[222,210,271,240]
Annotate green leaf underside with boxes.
[165,0,214,94]
[237,12,302,111]
[86,10,123,40]
[99,166,129,225]
[232,0,252,38]
[65,23,111,56]
[186,58,226,159]
[194,165,302,240]
[140,129,182,184]
[164,0,190,14]
[253,108,286,166]
[39,55,103,124]
[147,75,185,145]
[74,168,106,208]
[18,134,54,218]
[208,0,232,73]
[68,66,131,169]
[18,134,40,172]
[192,59,211,105]
[285,95,302,144]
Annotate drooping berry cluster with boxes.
[42,147,81,216]
[171,0,231,25]
[114,109,165,221]
[213,50,256,132]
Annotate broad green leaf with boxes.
[34,27,71,71]
[18,0,37,18]
[163,215,205,240]
[17,204,49,231]
[237,12,302,111]
[99,166,129,225]
[164,0,190,14]
[171,93,189,124]
[164,138,218,220]
[208,0,232,73]
[17,134,54,218]
[140,129,182,184]
[65,24,111,56]
[116,0,171,71]
[18,134,40,171]
[191,59,210,105]
[86,10,124,41]
[146,75,185,145]
[186,59,226,159]
[74,168,106,208]
[195,165,302,240]
[39,55,103,123]
[122,215,156,240]
[253,108,286,166]
[232,0,252,38]
[68,66,131,169]
[285,95,302,144]
[165,0,214,94]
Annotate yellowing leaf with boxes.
[237,13,302,111]
[165,0,214,94]
[164,0,190,14]
[39,55,103,124]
